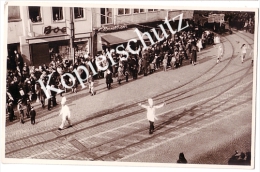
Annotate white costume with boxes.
[217,45,223,63]
[140,98,164,122]
[139,98,165,134]
[241,45,248,63]
[58,97,72,130]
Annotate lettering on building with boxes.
[44,26,66,34]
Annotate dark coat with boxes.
[106,73,113,84]
[30,109,36,118]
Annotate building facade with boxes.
[7,6,93,66]
[92,8,194,54]
[7,6,194,66]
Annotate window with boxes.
[52,7,63,21]
[148,9,158,12]
[133,9,145,13]
[8,6,21,21]
[28,6,42,22]
[101,8,113,24]
[118,8,130,15]
[74,7,84,19]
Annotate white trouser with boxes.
[59,116,72,129]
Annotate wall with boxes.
[7,21,23,44]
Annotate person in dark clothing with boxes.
[26,99,31,118]
[106,69,113,90]
[15,52,24,73]
[7,101,15,122]
[177,152,188,164]
[228,151,249,165]
[30,106,36,125]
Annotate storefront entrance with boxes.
[31,43,50,67]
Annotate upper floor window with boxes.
[8,6,21,21]
[133,9,145,13]
[52,7,63,22]
[148,9,158,12]
[118,8,130,15]
[28,6,42,23]
[74,7,84,19]
[101,8,112,24]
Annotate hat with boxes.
[61,97,67,105]
[148,98,153,107]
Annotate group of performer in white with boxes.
[213,35,253,65]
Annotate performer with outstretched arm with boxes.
[138,98,166,134]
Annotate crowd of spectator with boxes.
[225,12,255,33]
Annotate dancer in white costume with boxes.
[138,98,166,134]
[58,97,72,130]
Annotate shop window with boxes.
[74,7,84,19]
[8,6,21,21]
[28,6,42,23]
[101,8,113,24]
[52,7,63,22]
[134,9,145,13]
[118,8,130,15]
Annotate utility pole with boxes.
[69,7,75,65]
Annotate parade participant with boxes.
[30,106,36,125]
[216,45,224,64]
[241,44,247,63]
[17,99,25,124]
[138,98,166,134]
[58,97,72,130]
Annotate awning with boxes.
[99,28,149,45]
[26,34,70,44]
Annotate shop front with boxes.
[26,34,70,66]
[26,33,91,67]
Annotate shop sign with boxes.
[96,25,127,33]
[44,26,66,34]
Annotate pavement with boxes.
[4,30,255,167]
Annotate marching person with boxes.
[58,97,72,130]
[30,106,36,125]
[138,98,166,134]
[241,44,248,63]
[216,44,224,64]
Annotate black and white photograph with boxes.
[1,1,259,171]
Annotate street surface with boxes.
[5,31,255,166]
